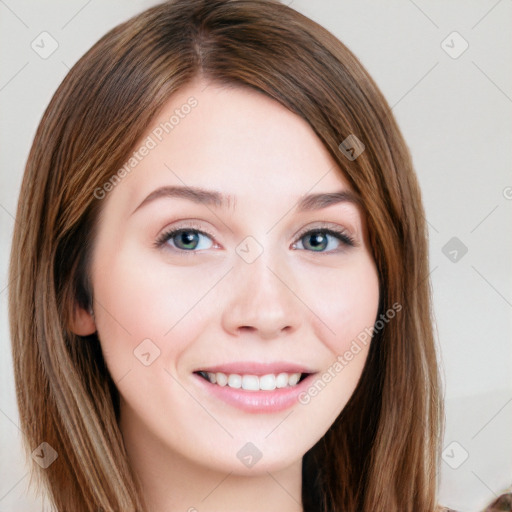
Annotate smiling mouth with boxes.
[195,371,310,391]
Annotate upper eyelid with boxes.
[158,220,354,237]
[295,222,353,238]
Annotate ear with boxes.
[70,304,96,336]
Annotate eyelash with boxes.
[154,222,356,255]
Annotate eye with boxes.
[292,226,356,253]
[154,222,356,255]
[155,226,215,253]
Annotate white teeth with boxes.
[276,372,289,388]
[288,373,300,386]
[201,371,303,391]
[216,372,228,386]
[259,374,276,390]
[227,374,242,388]
[241,375,259,391]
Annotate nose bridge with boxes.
[221,240,302,337]
[243,247,284,300]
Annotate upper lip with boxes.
[194,361,317,376]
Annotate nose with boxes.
[221,249,303,340]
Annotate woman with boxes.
[9,0,447,510]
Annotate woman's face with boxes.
[84,78,380,475]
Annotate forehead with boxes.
[115,78,358,213]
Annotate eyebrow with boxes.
[131,185,361,215]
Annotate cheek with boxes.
[292,256,380,425]
[91,243,213,377]
[304,254,380,355]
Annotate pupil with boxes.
[179,231,198,249]
[309,233,326,251]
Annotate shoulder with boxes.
[484,492,512,511]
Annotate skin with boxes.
[72,77,380,512]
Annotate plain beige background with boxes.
[1,1,511,511]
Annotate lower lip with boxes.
[193,373,315,413]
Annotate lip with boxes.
[193,361,316,376]
[192,370,317,414]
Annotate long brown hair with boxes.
[9,0,444,510]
